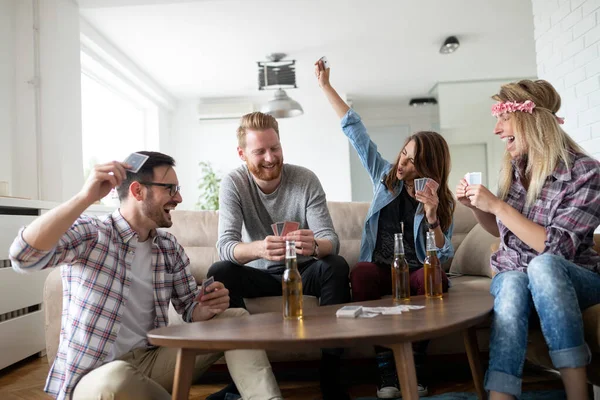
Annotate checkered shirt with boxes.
[491,152,600,275]
[9,210,199,399]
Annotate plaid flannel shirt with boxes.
[9,210,199,400]
[491,152,600,275]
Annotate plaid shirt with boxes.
[491,152,600,275]
[9,210,199,400]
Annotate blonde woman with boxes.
[457,80,600,399]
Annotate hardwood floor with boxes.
[0,354,564,399]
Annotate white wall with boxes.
[0,0,15,189]
[2,0,83,201]
[171,89,352,210]
[532,0,600,159]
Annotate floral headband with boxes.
[491,100,564,124]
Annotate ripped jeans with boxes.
[484,254,600,397]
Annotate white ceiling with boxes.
[79,0,538,102]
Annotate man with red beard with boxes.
[9,151,282,400]
[208,112,351,400]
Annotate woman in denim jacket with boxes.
[315,59,456,399]
[457,80,600,400]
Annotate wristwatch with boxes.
[312,240,320,259]
[427,218,440,230]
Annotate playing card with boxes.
[281,221,300,237]
[414,178,426,192]
[276,222,285,236]
[426,178,439,192]
[123,152,149,173]
[200,276,214,297]
[465,172,482,185]
[271,223,279,236]
[319,56,330,69]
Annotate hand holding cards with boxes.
[123,152,149,173]
[319,56,330,69]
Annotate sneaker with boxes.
[376,351,401,398]
[376,383,429,398]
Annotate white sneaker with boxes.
[376,383,428,399]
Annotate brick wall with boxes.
[532,0,600,159]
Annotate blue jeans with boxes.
[484,254,600,397]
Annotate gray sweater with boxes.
[217,163,339,270]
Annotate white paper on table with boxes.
[357,305,425,318]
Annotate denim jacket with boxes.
[341,109,454,264]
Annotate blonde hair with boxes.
[237,112,279,148]
[493,79,585,206]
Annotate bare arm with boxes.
[22,162,128,250]
[315,60,350,119]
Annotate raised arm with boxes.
[21,161,128,250]
[315,59,350,119]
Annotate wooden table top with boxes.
[147,291,493,351]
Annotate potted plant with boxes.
[196,161,221,210]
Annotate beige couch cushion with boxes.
[450,223,498,278]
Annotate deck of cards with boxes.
[319,56,330,69]
[414,178,439,193]
[465,172,482,185]
[124,152,149,173]
[336,305,362,318]
[271,221,300,237]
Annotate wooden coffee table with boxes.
[148,290,493,400]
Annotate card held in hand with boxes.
[281,221,300,237]
[124,152,149,173]
[200,276,214,298]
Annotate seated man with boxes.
[9,151,282,400]
[208,112,351,400]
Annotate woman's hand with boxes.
[314,59,331,88]
[465,184,502,214]
[456,178,475,209]
[416,180,440,224]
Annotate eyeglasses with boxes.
[138,182,181,197]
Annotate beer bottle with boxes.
[424,231,443,298]
[283,240,303,320]
[392,233,410,301]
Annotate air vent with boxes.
[258,53,297,90]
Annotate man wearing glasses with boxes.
[9,151,282,400]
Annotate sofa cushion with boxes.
[450,223,499,278]
[327,201,369,270]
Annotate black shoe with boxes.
[206,382,240,400]
[375,351,401,399]
[319,353,350,400]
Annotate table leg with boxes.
[463,327,486,400]
[389,342,419,400]
[172,348,196,400]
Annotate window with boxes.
[80,50,159,204]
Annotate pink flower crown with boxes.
[491,100,564,124]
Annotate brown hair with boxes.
[237,112,280,148]
[384,131,455,232]
[492,79,584,206]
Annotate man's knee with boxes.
[322,255,350,278]
[73,361,139,399]
[207,260,238,280]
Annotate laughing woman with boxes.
[315,59,455,399]
[456,80,600,400]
